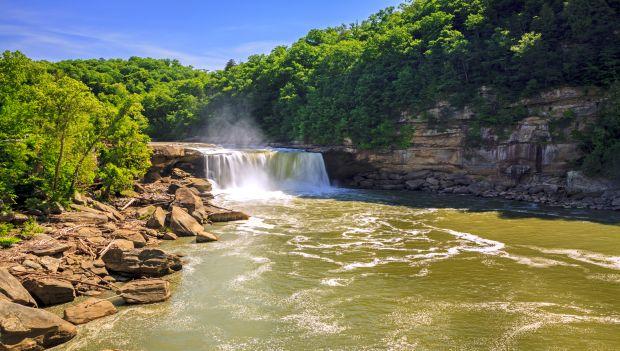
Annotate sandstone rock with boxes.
[28,234,71,257]
[0,300,77,350]
[136,205,156,219]
[109,239,135,251]
[91,200,125,221]
[0,212,29,225]
[102,247,181,277]
[172,187,204,214]
[0,268,37,307]
[207,211,250,222]
[22,259,43,271]
[113,229,146,248]
[161,231,178,241]
[425,177,439,186]
[120,279,171,304]
[73,191,88,205]
[22,277,75,306]
[171,168,192,179]
[168,206,206,237]
[63,298,117,325]
[196,231,219,243]
[55,211,109,224]
[188,177,212,192]
[146,207,167,229]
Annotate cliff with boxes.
[315,87,620,210]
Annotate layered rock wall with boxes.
[316,87,620,210]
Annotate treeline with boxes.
[1,0,619,210]
[0,52,151,210]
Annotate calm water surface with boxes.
[63,188,620,350]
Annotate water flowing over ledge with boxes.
[193,147,331,194]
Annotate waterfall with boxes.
[195,148,330,191]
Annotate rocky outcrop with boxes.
[317,87,620,210]
[0,268,37,307]
[63,298,117,325]
[0,300,77,351]
[101,247,182,278]
[120,279,171,304]
[146,143,208,181]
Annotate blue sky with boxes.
[0,0,403,70]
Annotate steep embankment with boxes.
[313,87,620,210]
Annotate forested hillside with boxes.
[1,0,619,209]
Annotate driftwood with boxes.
[120,198,137,211]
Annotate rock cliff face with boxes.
[315,87,620,210]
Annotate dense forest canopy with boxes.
[1,0,619,209]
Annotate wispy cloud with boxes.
[0,6,288,70]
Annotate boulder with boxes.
[113,229,146,248]
[0,300,77,351]
[146,207,167,230]
[207,211,249,222]
[21,277,75,306]
[172,187,204,214]
[168,206,206,237]
[187,177,212,193]
[91,200,125,221]
[101,247,182,277]
[196,231,219,243]
[63,298,117,325]
[0,268,37,307]
[120,279,171,304]
[135,205,156,219]
[161,231,178,241]
[108,239,135,251]
[171,168,192,179]
[28,234,71,257]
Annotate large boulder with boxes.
[21,277,75,306]
[63,298,117,325]
[0,300,77,351]
[101,247,182,277]
[120,279,171,304]
[196,231,219,243]
[187,177,212,193]
[168,206,208,237]
[146,207,167,230]
[172,187,204,214]
[112,229,146,248]
[0,268,37,307]
[91,200,125,221]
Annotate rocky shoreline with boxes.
[345,169,620,211]
[0,159,247,350]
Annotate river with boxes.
[64,148,620,350]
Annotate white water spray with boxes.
[195,148,330,195]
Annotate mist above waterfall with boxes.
[201,105,265,147]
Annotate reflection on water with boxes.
[64,187,620,351]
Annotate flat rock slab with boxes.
[63,298,117,325]
[22,276,75,307]
[196,231,219,243]
[0,268,37,307]
[120,279,171,304]
[0,300,77,350]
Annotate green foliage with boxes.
[0,51,152,208]
[575,82,620,179]
[21,218,44,238]
[0,223,19,248]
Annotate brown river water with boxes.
[60,149,620,350]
